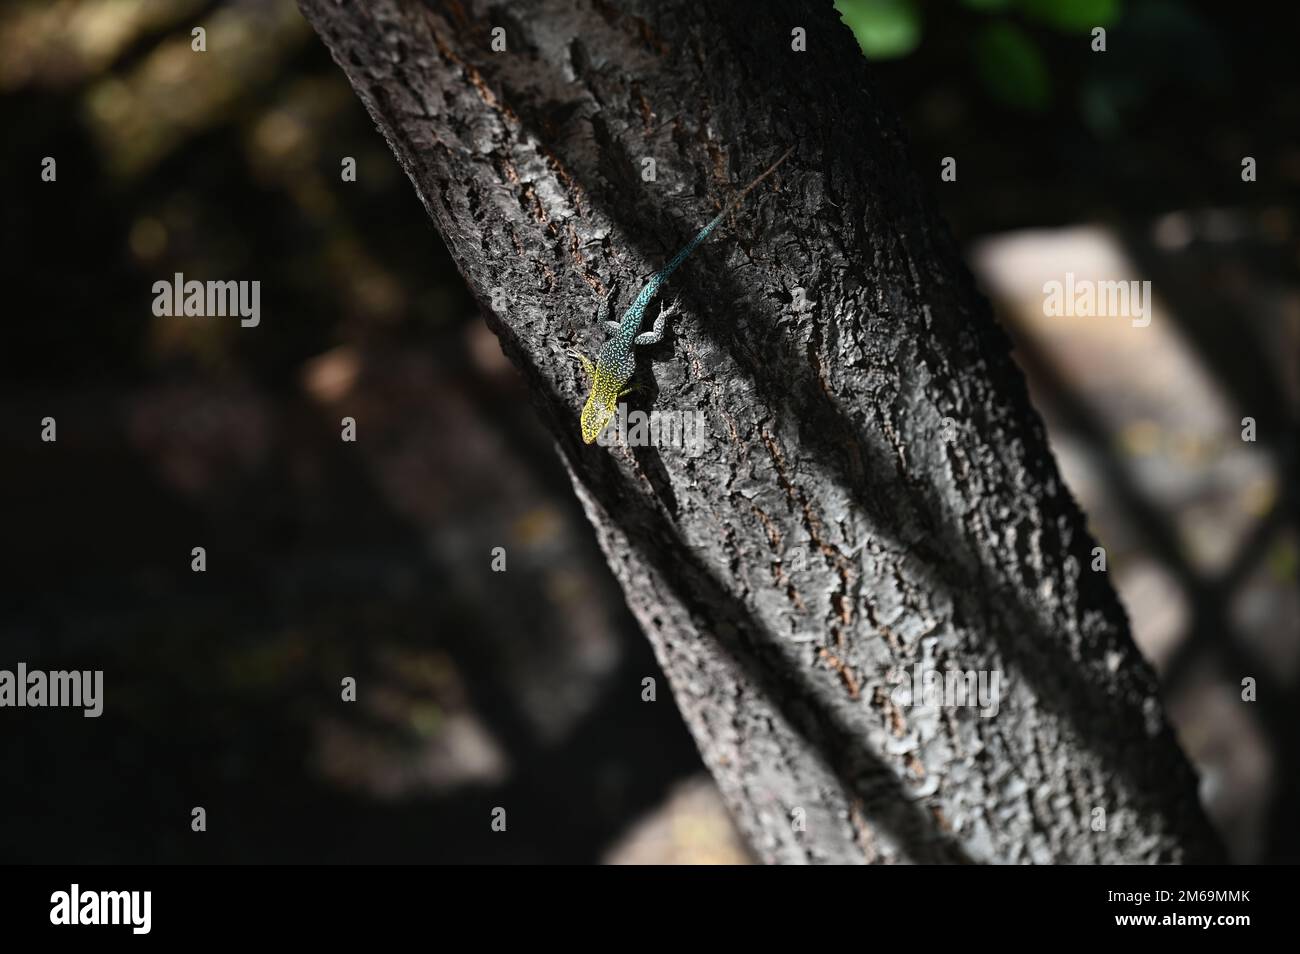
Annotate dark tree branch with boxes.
[296,0,1222,863]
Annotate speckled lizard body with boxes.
[570,147,794,444]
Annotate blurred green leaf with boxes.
[962,0,1013,10]
[973,22,1051,111]
[1016,0,1121,32]
[834,0,922,59]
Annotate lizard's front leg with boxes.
[633,297,678,346]
[566,348,595,381]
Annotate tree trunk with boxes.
[296,0,1223,863]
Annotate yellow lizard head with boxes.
[580,368,621,444]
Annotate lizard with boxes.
[569,146,794,444]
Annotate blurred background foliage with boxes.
[0,0,1295,863]
[837,0,1222,129]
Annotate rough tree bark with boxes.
[297,0,1223,863]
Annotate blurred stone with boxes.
[604,776,752,865]
[302,346,361,403]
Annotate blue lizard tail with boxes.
[623,210,727,322]
[618,146,794,335]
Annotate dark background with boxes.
[1,0,1295,863]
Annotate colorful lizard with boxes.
[569,146,794,444]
